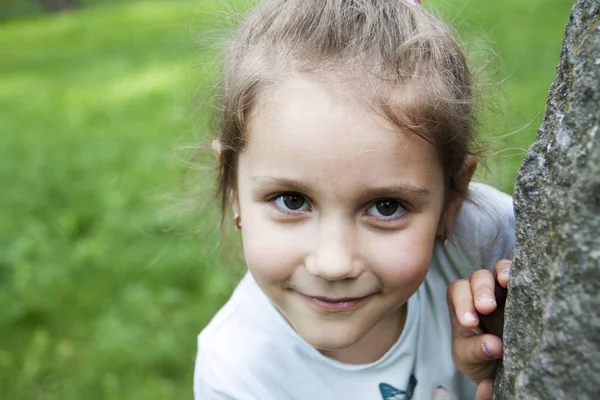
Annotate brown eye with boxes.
[273,194,310,212]
[375,200,399,216]
[282,195,305,210]
[366,199,405,219]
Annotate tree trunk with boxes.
[493,0,600,398]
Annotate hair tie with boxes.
[407,0,421,4]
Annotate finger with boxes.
[447,279,481,332]
[493,259,512,289]
[470,270,497,315]
[475,379,493,400]
[492,260,510,311]
[452,333,503,381]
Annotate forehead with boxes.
[239,75,443,194]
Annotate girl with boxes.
[195,0,514,399]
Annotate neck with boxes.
[320,303,408,364]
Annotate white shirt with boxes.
[194,182,515,400]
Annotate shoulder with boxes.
[428,182,515,282]
[196,273,277,366]
[463,181,514,224]
[194,340,243,399]
[194,274,292,399]
[194,328,263,399]
[460,182,516,270]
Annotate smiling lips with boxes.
[299,293,374,312]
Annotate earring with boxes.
[438,228,449,245]
[233,213,242,230]
[211,139,221,163]
[442,229,450,245]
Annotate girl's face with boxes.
[234,75,447,363]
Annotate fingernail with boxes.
[477,294,496,304]
[464,311,478,324]
[502,268,511,276]
[482,343,496,357]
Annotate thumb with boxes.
[453,333,501,382]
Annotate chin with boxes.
[296,320,366,351]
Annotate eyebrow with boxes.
[357,184,431,202]
[252,176,316,193]
[252,176,430,201]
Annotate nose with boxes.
[304,219,365,281]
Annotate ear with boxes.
[212,139,222,163]
[437,154,478,241]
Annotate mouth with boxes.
[299,293,375,312]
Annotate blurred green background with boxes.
[0,0,574,398]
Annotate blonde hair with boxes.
[214,0,477,219]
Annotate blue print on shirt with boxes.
[379,375,417,400]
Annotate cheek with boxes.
[367,225,437,290]
[241,216,307,282]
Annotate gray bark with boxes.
[493,0,600,399]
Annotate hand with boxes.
[447,260,511,400]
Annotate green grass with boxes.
[0,0,574,398]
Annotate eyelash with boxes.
[267,192,411,222]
